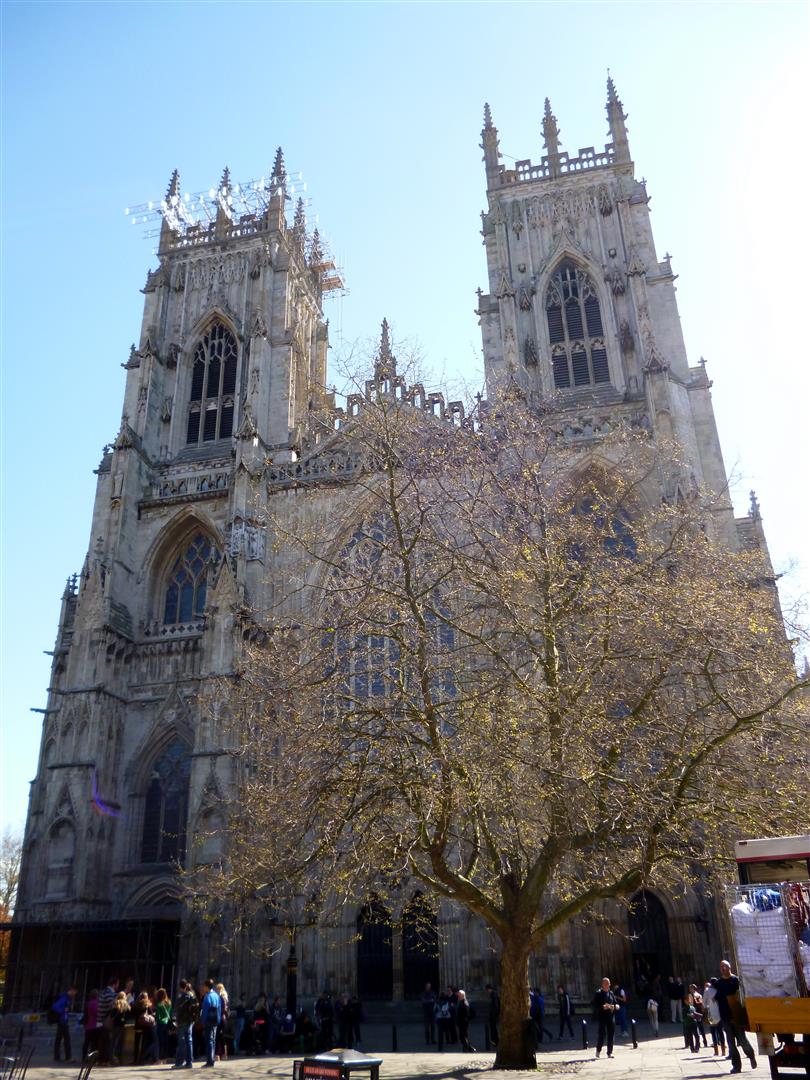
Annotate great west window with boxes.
[545,262,610,390]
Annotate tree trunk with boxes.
[493,931,536,1070]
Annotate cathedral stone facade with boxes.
[8,83,767,1010]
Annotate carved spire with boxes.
[380,317,392,361]
[214,166,233,233]
[271,146,287,192]
[292,197,306,252]
[480,102,502,186]
[309,227,324,266]
[749,490,762,521]
[159,169,183,251]
[375,318,396,379]
[542,97,562,176]
[606,72,630,163]
[165,169,180,202]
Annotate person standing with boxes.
[200,979,222,1068]
[314,991,333,1051]
[214,984,229,1061]
[232,994,246,1055]
[715,960,757,1074]
[485,984,500,1047]
[81,989,101,1061]
[682,991,700,1053]
[421,982,437,1045]
[530,989,554,1044]
[703,978,727,1058]
[110,991,130,1065]
[689,984,709,1048]
[614,984,629,1038]
[98,975,119,1064]
[154,988,172,1064]
[592,977,618,1059]
[435,990,452,1051]
[455,990,476,1052]
[172,978,198,1069]
[133,990,159,1064]
[335,991,352,1048]
[557,985,574,1040]
[646,994,659,1037]
[52,985,78,1063]
[667,975,682,1024]
[349,995,363,1051]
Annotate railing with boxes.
[505,146,615,185]
[267,453,365,486]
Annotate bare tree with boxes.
[193,380,807,1069]
[0,829,23,988]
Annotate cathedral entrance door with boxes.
[628,891,673,995]
[357,901,393,1000]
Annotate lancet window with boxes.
[545,262,610,389]
[186,321,238,444]
[163,532,220,626]
[141,736,192,865]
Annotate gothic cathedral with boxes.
[8,82,769,1008]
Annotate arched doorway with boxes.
[357,900,392,1000]
[628,891,673,995]
[402,893,439,999]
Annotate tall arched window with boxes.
[186,321,238,444]
[545,262,610,390]
[46,820,76,898]
[141,736,192,865]
[163,532,220,626]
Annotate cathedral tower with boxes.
[477,81,737,542]
[9,154,341,1002]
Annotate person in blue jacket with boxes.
[199,979,222,1067]
[52,986,78,1063]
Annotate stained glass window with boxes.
[141,736,192,864]
[163,533,220,625]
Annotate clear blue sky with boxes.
[2,1,808,834]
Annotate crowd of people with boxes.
[47,956,758,1073]
[48,978,367,1067]
[594,960,758,1073]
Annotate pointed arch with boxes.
[542,257,611,390]
[141,509,224,627]
[45,817,76,899]
[127,691,194,792]
[138,732,192,866]
[42,737,57,773]
[535,251,617,392]
[124,875,183,912]
[184,316,239,445]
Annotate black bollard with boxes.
[484,1023,490,1051]
[392,1024,398,1052]
[631,1018,638,1049]
[581,1018,589,1050]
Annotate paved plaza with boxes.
[20,1032,757,1080]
